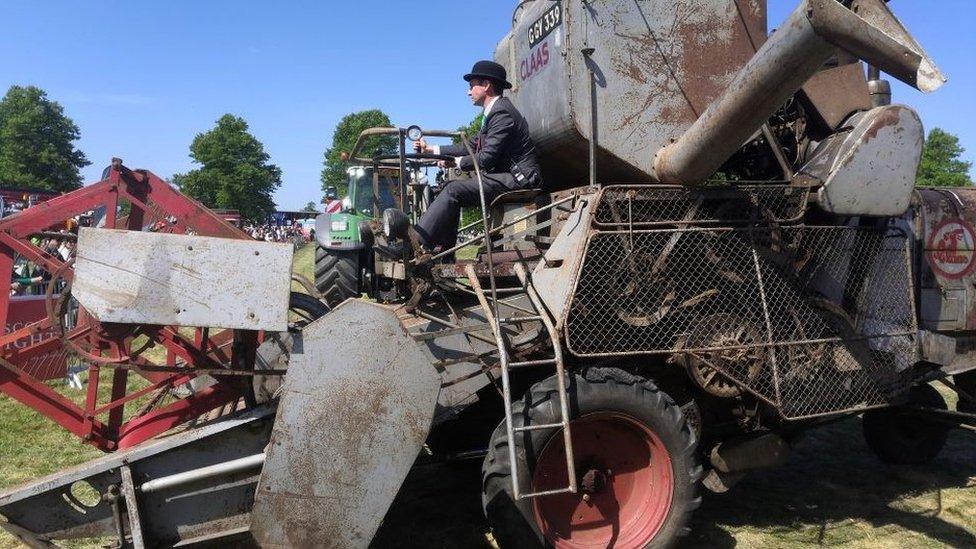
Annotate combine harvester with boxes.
[2,1,974,547]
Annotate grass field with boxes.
[1,243,973,547]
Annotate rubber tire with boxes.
[954,371,976,414]
[286,291,331,327]
[314,246,360,307]
[481,368,702,549]
[862,384,950,465]
[251,291,330,404]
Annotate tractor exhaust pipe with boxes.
[653,0,945,186]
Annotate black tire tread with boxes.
[250,291,330,405]
[955,371,976,414]
[314,246,359,307]
[862,383,950,465]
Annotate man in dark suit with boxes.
[412,60,542,252]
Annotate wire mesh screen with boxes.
[564,226,916,419]
[593,185,809,228]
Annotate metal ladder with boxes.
[457,133,576,499]
[463,255,577,500]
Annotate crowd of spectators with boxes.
[9,232,77,296]
[243,221,312,247]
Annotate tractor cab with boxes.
[316,165,400,248]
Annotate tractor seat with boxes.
[487,189,549,252]
[489,189,543,210]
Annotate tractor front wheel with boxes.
[314,246,360,307]
[481,368,702,548]
[251,291,330,405]
[862,384,950,465]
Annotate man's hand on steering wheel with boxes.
[413,138,430,154]
[410,138,456,168]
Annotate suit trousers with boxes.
[414,176,514,251]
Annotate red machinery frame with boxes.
[0,160,259,452]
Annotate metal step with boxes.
[499,315,542,323]
[509,358,558,368]
[515,422,564,433]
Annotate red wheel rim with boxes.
[532,412,674,549]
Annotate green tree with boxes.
[916,128,973,188]
[0,85,90,191]
[302,201,319,212]
[173,114,281,222]
[453,113,484,145]
[456,113,485,228]
[321,109,396,197]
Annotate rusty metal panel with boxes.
[800,61,872,131]
[813,105,924,216]
[499,0,765,186]
[251,300,440,548]
[532,193,594,326]
[73,228,292,331]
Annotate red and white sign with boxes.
[927,218,976,279]
[3,295,66,381]
[325,200,342,214]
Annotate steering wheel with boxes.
[404,153,456,164]
[373,153,455,167]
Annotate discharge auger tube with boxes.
[653,0,945,186]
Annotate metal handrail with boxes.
[347,127,461,164]
[459,132,523,496]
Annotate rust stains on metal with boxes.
[676,1,760,118]
[859,104,903,143]
[252,300,439,547]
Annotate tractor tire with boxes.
[482,368,702,549]
[251,291,330,404]
[862,384,950,465]
[314,246,360,307]
[954,370,976,414]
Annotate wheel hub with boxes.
[579,467,608,496]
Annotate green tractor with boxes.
[313,126,452,306]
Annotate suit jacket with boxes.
[441,97,542,190]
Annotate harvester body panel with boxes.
[73,228,293,332]
[810,104,925,216]
[497,0,766,187]
[251,300,440,548]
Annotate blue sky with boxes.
[1,0,973,210]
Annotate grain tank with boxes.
[496,0,944,203]
[497,0,767,185]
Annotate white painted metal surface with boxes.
[815,105,924,216]
[251,299,441,548]
[73,228,292,331]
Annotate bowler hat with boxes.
[464,60,512,90]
